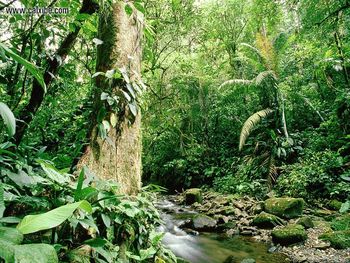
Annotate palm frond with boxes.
[219,79,253,89]
[256,33,278,71]
[240,43,263,58]
[239,108,273,151]
[255,70,277,85]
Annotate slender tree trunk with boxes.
[14,0,99,145]
[78,2,143,195]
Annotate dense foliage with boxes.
[0,0,350,261]
[142,0,350,203]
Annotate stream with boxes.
[155,197,289,263]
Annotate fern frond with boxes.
[239,108,273,151]
[255,70,277,85]
[219,79,253,89]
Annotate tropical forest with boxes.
[0,0,349,262]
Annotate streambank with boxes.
[156,191,350,263]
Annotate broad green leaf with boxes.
[84,238,107,247]
[39,161,70,185]
[13,243,58,263]
[0,102,16,137]
[101,214,111,228]
[0,239,15,262]
[110,113,117,128]
[128,103,137,117]
[134,2,145,14]
[126,83,136,99]
[17,200,92,234]
[100,92,109,100]
[0,43,46,92]
[125,4,133,16]
[0,227,23,244]
[0,217,21,224]
[340,175,350,182]
[92,38,103,45]
[74,168,85,201]
[78,187,98,200]
[139,246,157,260]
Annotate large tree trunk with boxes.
[79,2,143,195]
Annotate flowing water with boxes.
[155,198,289,263]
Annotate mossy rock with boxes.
[191,214,217,231]
[313,209,336,220]
[328,200,342,211]
[296,216,314,229]
[320,230,350,249]
[217,221,237,232]
[184,188,202,205]
[271,224,307,245]
[0,227,23,244]
[252,212,285,229]
[330,214,350,231]
[264,198,304,219]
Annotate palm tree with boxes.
[221,32,290,185]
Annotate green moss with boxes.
[330,214,350,231]
[271,224,307,245]
[328,200,342,211]
[252,212,284,229]
[320,230,350,249]
[185,188,203,205]
[296,216,314,229]
[264,198,304,219]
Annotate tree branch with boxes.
[315,2,350,26]
[0,0,16,11]
[15,0,99,144]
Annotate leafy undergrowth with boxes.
[0,143,176,263]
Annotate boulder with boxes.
[314,209,336,220]
[184,188,202,205]
[328,200,342,211]
[271,224,307,245]
[217,221,237,232]
[330,214,350,231]
[319,230,350,249]
[264,197,304,219]
[296,216,314,229]
[250,203,264,215]
[252,212,285,229]
[191,214,217,231]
